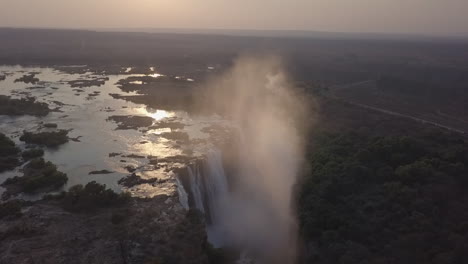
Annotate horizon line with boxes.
[2,26,468,40]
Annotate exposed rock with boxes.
[0,195,211,264]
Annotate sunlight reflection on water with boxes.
[0,65,228,201]
[149,73,164,78]
[135,107,175,121]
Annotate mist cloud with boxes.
[198,56,309,263]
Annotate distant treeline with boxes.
[1,28,468,87]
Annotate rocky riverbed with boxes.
[0,65,229,263]
[0,195,212,264]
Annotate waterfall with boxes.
[203,149,229,223]
[188,164,205,213]
[177,57,304,263]
[203,149,230,246]
[175,176,189,210]
[176,149,230,246]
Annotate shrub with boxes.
[111,210,128,225]
[20,130,69,147]
[0,200,23,219]
[0,95,49,116]
[0,133,21,172]
[0,133,20,156]
[21,148,44,160]
[61,181,130,212]
[3,158,68,193]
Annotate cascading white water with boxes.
[181,56,309,263]
[203,149,229,222]
[175,176,189,210]
[188,165,205,214]
[183,149,230,247]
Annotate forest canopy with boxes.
[298,130,468,264]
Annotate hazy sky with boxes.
[1,0,467,36]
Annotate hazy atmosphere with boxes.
[2,1,468,264]
[1,0,468,36]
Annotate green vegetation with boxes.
[377,76,441,97]
[118,173,159,187]
[0,95,49,116]
[0,133,21,172]
[0,223,37,241]
[3,158,68,193]
[20,130,69,147]
[205,243,232,264]
[298,131,468,263]
[110,210,128,225]
[0,200,23,219]
[43,123,58,128]
[107,115,154,130]
[21,148,44,160]
[15,73,39,84]
[61,181,130,212]
[88,169,114,175]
